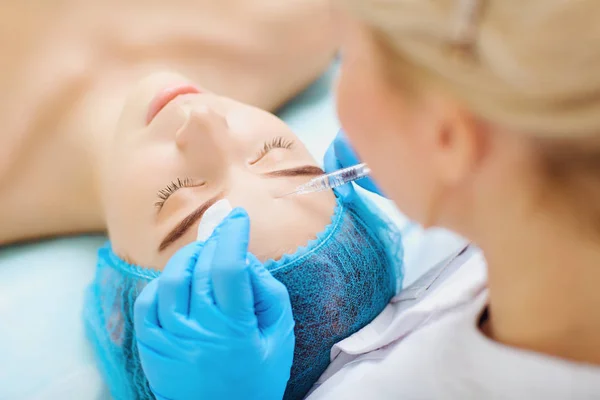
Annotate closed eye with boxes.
[251,136,294,164]
[155,178,203,210]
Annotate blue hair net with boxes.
[84,194,403,400]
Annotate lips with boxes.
[146,84,201,124]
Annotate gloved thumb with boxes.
[324,130,354,199]
[210,208,256,325]
[324,135,343,173]
[248,255,294,331]
[332,129,384,196]
[333,129,362,168]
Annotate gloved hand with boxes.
[134,208,295,400]
[324,129,385,198]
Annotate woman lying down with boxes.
[76,72,404,400]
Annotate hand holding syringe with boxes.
[278,163,371,198]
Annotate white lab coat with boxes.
[306,247,600,399]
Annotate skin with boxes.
[0,0,336,245]
[101,72,336,268]
[336,13,600,365]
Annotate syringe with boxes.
[278,163,372,198]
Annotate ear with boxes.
[424,92,484,186]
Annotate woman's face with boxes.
[336,15,453,227]
[101,72,336,269]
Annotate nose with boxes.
[175,105,229,149]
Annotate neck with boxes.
[474,208,600,365]
[72,68,149,222]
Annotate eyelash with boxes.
[155,177,195,209]
[254,136,294,161]
[155,137,294,209]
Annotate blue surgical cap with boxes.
[84,194,404,400]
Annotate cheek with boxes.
[380,140,438,224]
[336,58,383,149]
[336,60,437,223]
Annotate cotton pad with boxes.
[196,199,233,241]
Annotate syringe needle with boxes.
[277,163,371,199]
[277,190,300,199]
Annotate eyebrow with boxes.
[158,193,224,252]
[262,165,325,178]
[158,165,324,252]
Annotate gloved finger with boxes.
[333,129,361,168]
[355,174,384,196]
[323,136,342,174]
[134,278,161,342]
[211,208,256,325]
[157,242,202,332]
[136,342,183,400]
[248,254,294,331]
[324,132,355,199]
[190,238,219,319]
[334,130,385,196]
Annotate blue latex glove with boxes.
[324,129,385,198]
[134,208,295,400]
